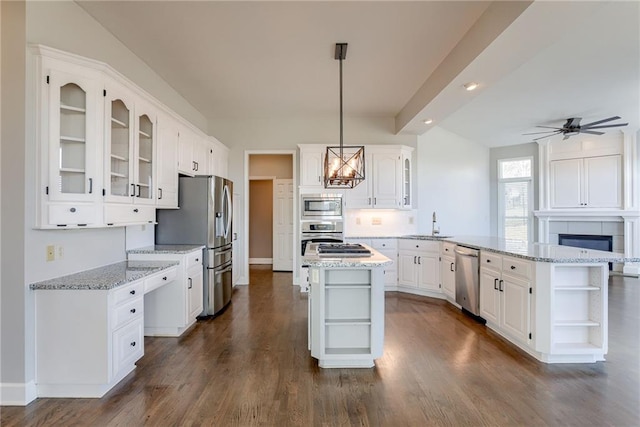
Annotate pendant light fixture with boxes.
[324,43,365,189]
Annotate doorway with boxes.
[247,153,295,274]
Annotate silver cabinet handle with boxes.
[450,262,454,272]
[494,278,499,290]
[188,277,193,289]
[499,279,504,292]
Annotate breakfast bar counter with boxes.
[303,243,391,368]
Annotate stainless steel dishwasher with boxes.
[455,245,480,316]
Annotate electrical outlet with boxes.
[46,245,55,262]
[57,245,64,260]
[408,216,414,225]
[355,217,361,225]
[372,217,382,226]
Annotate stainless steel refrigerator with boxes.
[156,176,233,317]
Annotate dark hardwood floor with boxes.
[2,267,639,426]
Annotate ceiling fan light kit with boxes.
[524,116,628,141]
[324,42,366,189]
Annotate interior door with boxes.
[272,179,294,271]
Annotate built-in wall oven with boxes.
[300,220,344,256]
[301,194,343,219]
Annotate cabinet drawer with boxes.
[186,250,203,269]
[104,204,155,225]
[112,318,144,375]
[480,251,502,269]
[442,242,456,255]
[113,281,144,306]
[48,203,98,226]
[502,256,532,279]
[113,297,143,330]
[371,239,397,250]
[399,239,439,252]
[144,267,177,294]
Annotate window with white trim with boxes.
[498,157,533,241]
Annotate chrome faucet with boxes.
[432,211,440,236]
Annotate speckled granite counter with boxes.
[127,244,204,255]
[350,235,639,264]
[302,243,392,268]
[30,260,179,290]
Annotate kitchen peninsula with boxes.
[303,243,392,368]
[350,234,640,364]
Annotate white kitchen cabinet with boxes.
[550,155,622,209]
[36,54,103,227]
[207,137,229,178]
[35,279,145,398]
[344,147,413,209]
[178,130,210,176]
[479,252,532,346]
[440,242,456,300]
[299,145,325,188]
[397,239,441,296]
[155,115,179,208]
[128,248,204,336]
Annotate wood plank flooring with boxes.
[2,267,639,426]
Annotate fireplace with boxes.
[558,234,613,269]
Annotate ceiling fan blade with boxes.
[531,131,562,141]
[579,130,605,135]
[582,122,628,130]
[535,125,564,130]
[523,130,560,135]
[581,116,621,127]
[565,117,582,127]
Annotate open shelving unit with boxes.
[309,267,384,368]
[550,265,607,356]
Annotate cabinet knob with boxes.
[510,265,516,270]
[130,341,136,347]
[486,259,491,263]
[133,208,139,213]
[162,276,167,280]
[130,290,136,295]
[130,308,136,314]
[70,207,76,213]
[195,258,199,262]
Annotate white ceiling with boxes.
[77,1,639,148]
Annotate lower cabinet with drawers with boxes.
[33,265,177,398]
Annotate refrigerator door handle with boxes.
[214,266,233,275]
[223,184,232,239]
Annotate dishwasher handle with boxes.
[454,247,479,257]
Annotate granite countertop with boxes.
[127,244,204,255]
[30,261,179,291]
[398,235,639,263]
[302,243,392,268]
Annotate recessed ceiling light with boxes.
[423,119,433,125]
[464,82,479,91]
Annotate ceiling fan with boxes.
[524,116,628,141]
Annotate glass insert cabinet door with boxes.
[47,70,99,202]
[106,96,134,201]
[136,113,154,202]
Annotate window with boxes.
[498,157,533,241]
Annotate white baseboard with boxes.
[249,258,272,265]
[623,264,640,276]
[0,380,37,406]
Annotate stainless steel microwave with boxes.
[301,195,343,218]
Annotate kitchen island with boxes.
[303,243,392,368]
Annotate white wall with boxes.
[1,0,29,402]
[416,126,490,236]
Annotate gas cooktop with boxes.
[317,243,372,256]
